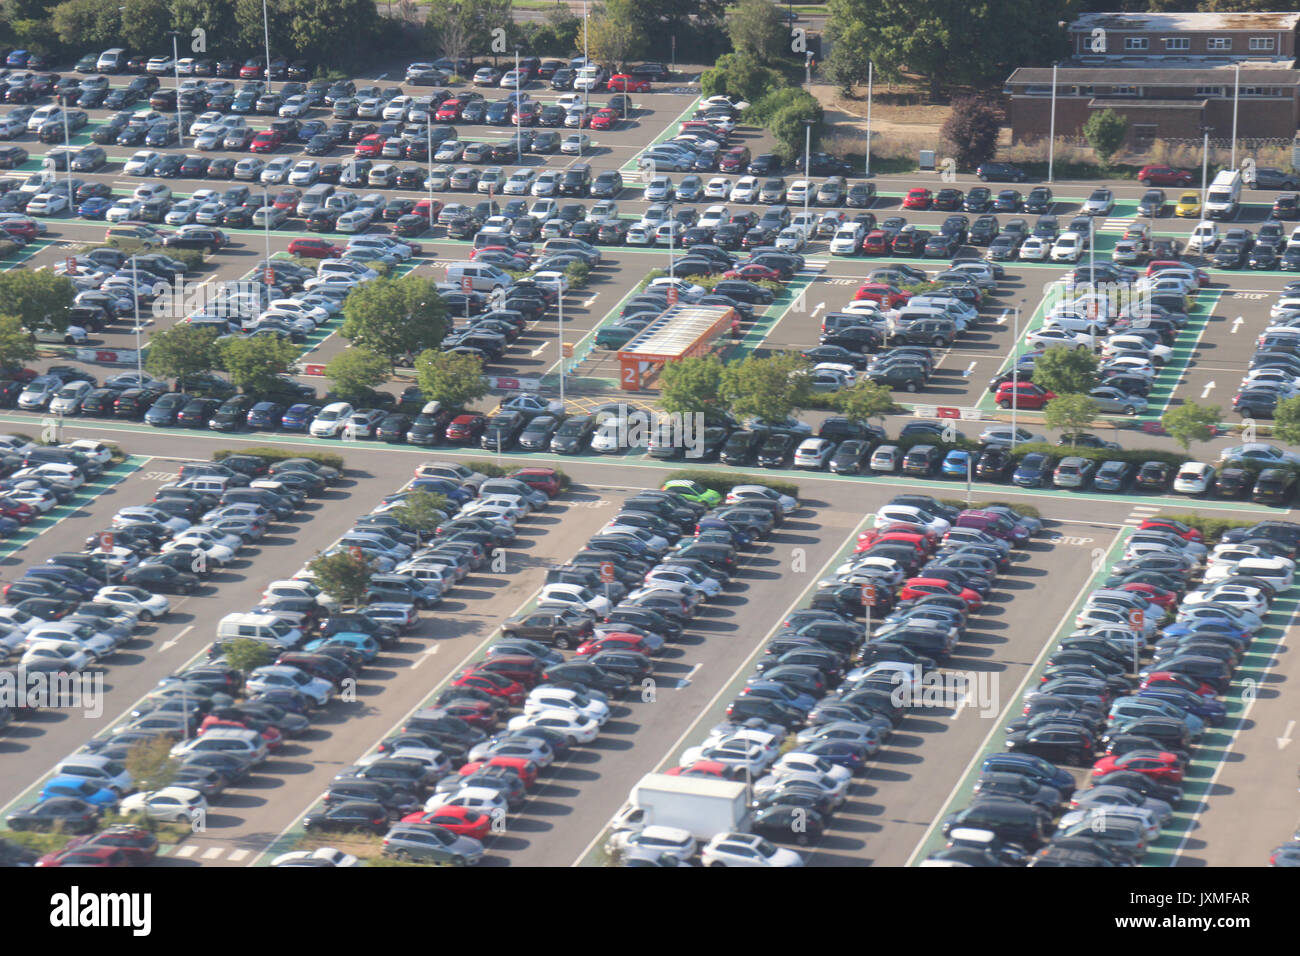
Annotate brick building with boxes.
[1005,12,1300,148]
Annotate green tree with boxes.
[325,347,390,403]
[1043,393,1100,438]
[581,0,646,70]
[223,638,275,674]
[284,0,383,70]
[1161,402,1221,451]
[145,323,220,387]
[941,96,1003,170]
[1031,346,1099,396]
[125,736,180,796]
[659,354,728,418]
[168,0,239,53]
[0,314,37,371]
[770,94,824,164]
[391,489,450,547]
[52,0,123,48]
[415,349,487,409]
[721,353,812,423]
[0,269,75,334]
[1084,109,1129,169]
[726,0,786,63]
[826,17,873,94]
[340,275,447,367]
[834,379,898,427]
[308,548,375,608]
[701,52,785,103]
[1272,395,1300,445]
[118,0,172,56]
[216,335,300,397]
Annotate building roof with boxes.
[1070,12,1300,34]
[618,304,734,361]
[1007,66,1300,87]
[1087,98,1209,111]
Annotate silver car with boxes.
[1082,188,1115,216]
[381,824,484,865]
[1088,385,1148,416]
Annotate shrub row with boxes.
[663,469,800,500]
[1152,513,1258,545]
[214,447,345,471]
[938,498,1043,520]
[1009,442,1190,469]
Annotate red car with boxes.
[1118,582,1177,610]
[861,229,889,254]
[1137,164,1193,186]
[575,633,654,657]
[0,499,35,523]
[723,263,781,282]
[197,715,284,749]
[287,237,343,258]
[239,58,264,78]
[666,759,736,779]
[435,99,463,121]
[1137,517,1203,541]
[854,524,936,555]
[474,655,543,688]
[35,846,130,867]
[446,413,487,442]
[458,755,538,788]
[354,134,385,158]
[272,187,302,210]
[902,187,933,209]
[400,806,493,839]
[1091,750,1184,783]
[509,467,561,497]
[854,282,912,308]
[1,218,38,240]
[589,108,618,131]
[1139,671,1218,698]
[249,130,282,153]
[995,381,1055,410]
[899,577,982,610]
[607,74,651,92]
[435,700,498,730]
[452,668,526,706]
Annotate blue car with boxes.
[801,738,871,773]
[304,632,380,663]
[411,477,474,505]
[245,401,283,430]
[695,517,752,547]
[941,450,972,478]
[24,567,99,598]
[6,50,28,68]
[1012,452,1055,488]
[280,403,319,431]
[41,775,119,808]
[78,197,113,219]
[980,752,1074,796]
[1161,619,1250,642]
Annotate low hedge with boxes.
[1152,513,1257,545]
[1008,442,1190,469]
[214,447,345,471]
[938,498,1042,520]
[664,468,800,500]
[468,461,510,478]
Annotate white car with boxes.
[1188,220,1219,253]
[120,787,206,823]
[1026,327,1093,350]
[699,205,729,230]
[507,709,601,744]
[731,175,759,203]
[271,847,359,867]
[245,665,333,706]
[105,198,144,222]
[426,786,508,816]
[278,95,311,118]
[1104,334,1172,363]
[502,169,536,195]
[701,832,803,867]
[725,484,799,515]
[1050,232,1086,262]
[287,160,320,186]
[1181,585,1269,617]
[61,439,113,467]
[531,171,559,196]
[793,437,835,469]
[92,586,170,621]
[1017,236,1050,261]
[1204,556,1294,589]
[524,687,610,724]
[874,505,950,536]
[27,192,70,215]
[704,177,732,199]
[772,752,854,786]
[607,825,697,863]
[310,402,354,437]
[21,642,91,671]
[537,583,612,616]
[645,567,721,599]
[1172,462,1213,494]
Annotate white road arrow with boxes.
[1278,719,1295,750]
[158,624,192,652]
[411,644,440,669]
[996,310,1010,325]
[811,301,825,318]
[1232,316,1243,334]
[963,361,976,378]
[1201,381,1216,398]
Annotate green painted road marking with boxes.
[0,454,146,563]
[909,527,1134,865]
[619,94,701,175]
[1136,289,1221,421]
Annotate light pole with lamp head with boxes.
[515,46,523,166]
[166,30,184,148]
[1231,62,1240,171]
[1048,61,1058,183]
[1200,124,1213,208]
[802,119,814,231]
[262,0,273,94]
[865,59,873,177]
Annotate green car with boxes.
[662,479,722,506]
[595,322,643,350]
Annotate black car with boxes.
[976,162,1027,183]
[122,563,199,594]
[1134,460,1175,491]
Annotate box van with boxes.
[216,612,302,648]
[446,261,512,293]
[97,48,128,73]
[1204,169,1241,220]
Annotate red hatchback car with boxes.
[575,633,653,656]
[899,577,982,610]
[355,134,385,158]
[854,282,912,308]
[510,467,562,497]
[902,187,933,209]
[862,229,890,254]
[287,237,343,258]
[590,109,618,131]
[239,58,264,78]
[400,806,493,839]
[1137,164,1193,186]
[1091,750,1184,783]
[607,74,650,92]
[452,668,526,706]
[249,130,282,153]
[458,755,539,788]
[446,413,488,442]
[995,381,1055,410]
[723,263,781,282]
[1137,517,1203,541]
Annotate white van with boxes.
[446,261,512,293]
[216,612,302,648]
[1204,169,1241,220]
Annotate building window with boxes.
[1208,37,1231,50]
[1249,36,1276,51]
[1241,86,1282,97]
[1163,37,1190,51]
[1124,37,1149,51]
[1112,85,1140,96]
[1195,86,1225,97]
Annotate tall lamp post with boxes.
[1231,62,1241,171]
[262,0,273,93]
[1048,61,1058,184]
[864,60,873,177]
[514,46,523,166]
[1200,124,1213,208]
[167,30,184,147]
[802,119,814,230]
